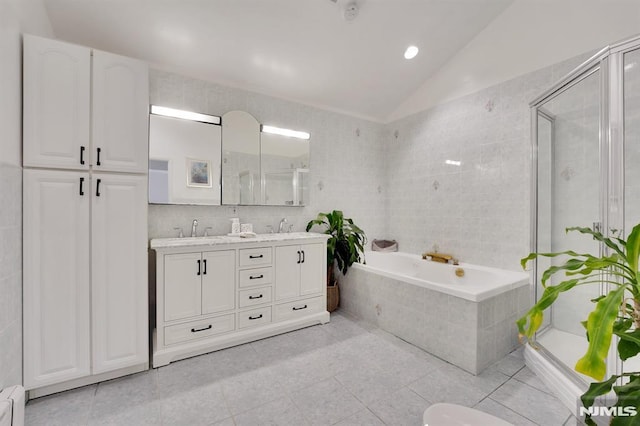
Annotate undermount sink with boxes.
[149,232,328,249]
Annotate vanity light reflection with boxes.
[151,105,221,125]
[261,125,310,140]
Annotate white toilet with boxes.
[423,403,514,426]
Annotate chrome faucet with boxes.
[278,218,288,233]
[191,219,198,237]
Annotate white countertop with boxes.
[150,231,330,249]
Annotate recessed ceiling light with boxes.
[404,45,419,60]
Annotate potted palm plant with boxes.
[518,224,640,425]
[306,210,366,312]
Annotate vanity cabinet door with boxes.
[91,49,148,173]
[299,243,324,297]
[23,169,91,389]
[91,174,148,373]
[201,250,236,314]
[23,35,91,170]
[164,253,203,321]
[274,245,302,301]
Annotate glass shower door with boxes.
[623,47,640,373]
[534,67,603,383]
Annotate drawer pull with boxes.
[191,324,212,333]
[249,274,264,280]
[249,254,264,259]
[248,314,263,320]
[248,294,263,300]
[292,305,308,311]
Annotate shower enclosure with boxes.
[528,33,640,413]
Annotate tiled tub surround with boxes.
[340,252,530,374]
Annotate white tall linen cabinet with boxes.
[22,34,149,397]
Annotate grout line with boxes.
[480,396,541,425]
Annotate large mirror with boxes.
[261,130,310,206]
[221,111,261,205]
[149,106,311,206]
[149,107,222,205]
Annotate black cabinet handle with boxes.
[96,147,101,166]
[79,177,85,196]
[249,314,263,320]
[248,294,263,300]
[292,305,308,311]
[297,251,301,264]
[95,179,101,197]
[80,146,85,165]
[249,274,264,280]
[191,325,212,333]
[249,254,264,259]
[197,259,201,276]
[203,259,207,275]
[301,250,305,264]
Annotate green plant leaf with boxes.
[615,329,640,361]
[611,376,640,426]
[626,223,640,276]
[520,250,591,270]
[517,279,580,340]
[575,285,627,380]
[566,226,626,259]
[581,374,618,410]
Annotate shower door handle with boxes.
[592,222,602,234]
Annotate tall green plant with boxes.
[518,224,640,425]
[306,210,366,285]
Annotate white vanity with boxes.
[150,232,330,367]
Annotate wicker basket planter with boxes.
[327,282,340,312]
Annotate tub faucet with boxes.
[191,219,198,237]
[422,251,453,263]
[278,218,288,233]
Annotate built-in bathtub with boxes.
[340,251,531,374]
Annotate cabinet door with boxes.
[274,245,301,301]
[91,174,148,373]
[164,253,202,321]
[23,170,90,389]
[23,35,91,170]
[299,243,325,297]
[92,49,149,173]
[202,250,236,315]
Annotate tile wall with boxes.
[148,70,387,242]
[0,2,24,389]
[383,52,595,272]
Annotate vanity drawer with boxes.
[164,314,235,346]
[274,296,325,322]
[238,306,272,329]
[239,247,272,267]
[239,267,272,288]
[238,286,272,308]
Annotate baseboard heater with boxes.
[0,386,25,426]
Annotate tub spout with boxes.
[422,252,453,263]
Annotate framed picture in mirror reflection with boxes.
[186,158,212,188]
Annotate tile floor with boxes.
[25,312,579,425]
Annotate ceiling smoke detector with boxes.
[343,2,359,21]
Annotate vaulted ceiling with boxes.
[43,0,513,122]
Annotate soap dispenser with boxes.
[229,218,240,234]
